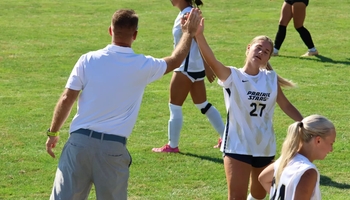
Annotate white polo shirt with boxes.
[172,6,204,72]
[66,44,167,138]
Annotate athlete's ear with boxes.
[109,26,112,36]
[315,136,321,144]
[247,45,250,50]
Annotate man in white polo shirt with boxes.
[45,8,202,200]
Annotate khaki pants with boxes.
[50,133,131,200]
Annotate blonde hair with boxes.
[245,35,295,88]
[275,115,335,185]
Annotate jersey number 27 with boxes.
[250,103,266,117]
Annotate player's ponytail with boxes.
[276,115,335,185]
[276,121,302,185]
[186,0,203,8]
[194,0,203,7]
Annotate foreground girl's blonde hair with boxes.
[275,115,335,185]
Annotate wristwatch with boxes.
[47,128,59,136]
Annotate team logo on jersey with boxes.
[247,91,270,101]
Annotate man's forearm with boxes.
[50,89,79,132]
[164,32,193,74]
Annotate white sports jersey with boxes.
[218,67,278,156]
[66,44,167,138]
[172,7,204,73]
[270,154,321,200]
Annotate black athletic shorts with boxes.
[187,70,205,80]
[285,0,309,6]
[224,153,275,168]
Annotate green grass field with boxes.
[1,0,349,199]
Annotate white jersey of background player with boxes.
[270,154,321,200]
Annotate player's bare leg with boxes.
[249,165,270,199]
[224,156,251,200]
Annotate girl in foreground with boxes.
[195,18,303,199]
[259,115,336,199]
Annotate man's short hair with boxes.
[111,9,138,38]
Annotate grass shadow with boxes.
[179,152,224,164]
[276,55,350,66]
[320,175,350,189]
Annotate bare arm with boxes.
[194,37,216,83]
[195,18,231,82]
[203,57,216,83]
[258,163,275,194]
[46,88,80,158]
[294,169,318,200]
[163,8,202,74]
[276,84,303,121]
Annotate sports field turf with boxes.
[0,0,349,199]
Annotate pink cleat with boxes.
[152,144,179,153]
[213,138,222,148]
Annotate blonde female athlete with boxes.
[152,0,224,153]
[195,18,303,200]
[259,115,336,200]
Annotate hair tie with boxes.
[299,121,303,128]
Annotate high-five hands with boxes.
[180,8,202,37]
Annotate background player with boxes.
[272,0,318,57]
[259,115,336,200]
[152,0,225,153]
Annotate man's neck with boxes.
[112,38,132,47]
[112,41,131,48]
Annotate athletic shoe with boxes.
[271,53,279,56]
[301,50,319,57]
[152,144,179,153]
[213,138,222,148]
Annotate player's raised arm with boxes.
[195,18,231,82]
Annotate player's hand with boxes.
[46,136,59,158]
[205,66,216,83]
[195,17,205,37]
[181,8,202,37]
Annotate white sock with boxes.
[195,101,225,138]
[168,103,182,148]
[247,193,265,200]
[309,47,317,52]
[273,48,279,54]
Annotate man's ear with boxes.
[133,31,138,40]
[109,26,112,36]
